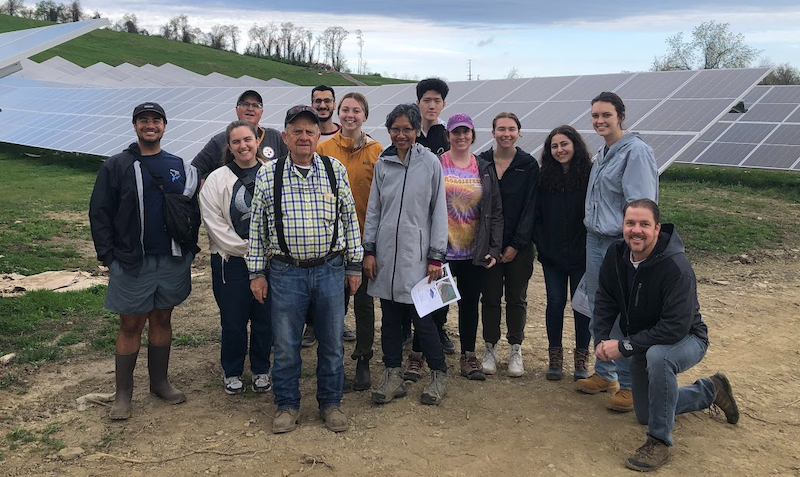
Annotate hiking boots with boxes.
[272,408,300,434]
[625,435,671,472]
[573,348,590,381]
[224,375,245,395]
[607,388,634,412]
[301,325,317,347]
[710,372,740,424]
[546,347,563,381]
[440,329,456,355]
[459,351,486,381]
[320,406,349,432]
[353,357,371,391]
[481,342,498,375]
[403,351,425,382]
[109,351,138,420]
[421,370,447,405]
[507,344,524,377]
[372,367,407,404]
[576,373,620,394]
[147,344,186,405]
[252,373,272,393]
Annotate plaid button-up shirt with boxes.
[247,153,363,275]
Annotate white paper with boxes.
[411,263,461,317]
[571,273,591,317]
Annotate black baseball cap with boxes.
[237,90,263,105]
[284,105,319,126]
[132,102,167,124]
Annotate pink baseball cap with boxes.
[446,113,474,132]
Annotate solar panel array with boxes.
[0,19,108,79]
[675,85,800,171]
[0,22,770,173]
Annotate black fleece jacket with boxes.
[593,224,709,357]
[477,147,538,251]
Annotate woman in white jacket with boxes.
[200,120,272,395]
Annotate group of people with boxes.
[89,78,740,472]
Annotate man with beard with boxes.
[192,90,287,178]
[89,103,200,420]
[593,199,739,472]
[311,85,341,144]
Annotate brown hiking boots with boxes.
[573,348,590,381]
[576,373,620,394]
[606,389,634,412]
[459,351,486,381]
[625,435,671,472]
[710,372,740,424]
[546,347,563,381]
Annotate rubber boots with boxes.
[148,344,186,404]
[353,356,371,391]
[109,351,139,420]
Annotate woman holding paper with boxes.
[427,113,503,381]
[362,103,449,406]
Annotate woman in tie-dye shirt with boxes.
[429,113,503,381]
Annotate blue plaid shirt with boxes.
[247,153,363,275]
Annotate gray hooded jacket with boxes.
[583,133,658,237]
[363,143,448,304]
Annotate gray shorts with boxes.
[105,253,193,315]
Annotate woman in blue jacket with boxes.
[576,92,658,413]
[534,125,592,381]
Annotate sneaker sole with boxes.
[371,388,407,404]
[252,385,272,394]
[460,370,486,381]
[420,393,444,405]
[507,370,525,378]
[225,387,245,395]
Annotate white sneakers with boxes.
[481,342,498,375]
[508,344,524,377]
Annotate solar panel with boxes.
[0,20,109,78]
[675,85,800,171]
[0,68,770,174]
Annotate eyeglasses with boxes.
[389,127,415,135]
[136,117,164,125]
[237,101,263,109]
[313,98,333,105]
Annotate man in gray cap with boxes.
[247,105,363,434]
[192,90,288,177]
[89,102,200,420]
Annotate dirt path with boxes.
[1,248,799,476]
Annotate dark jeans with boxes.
[481,243,534,345]
[345,272,375,360]
[428,260,485,353]
[380,299,446,372]
[411,293,447,352]
[541,263,591,350]
[211,254,272,377]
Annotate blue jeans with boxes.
[541,263,591,350]
[211,254,271,377]
[269,255,345,411]
[630,335,715,446]
[380,299,446,372]
[586,232,631,389]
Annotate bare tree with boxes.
[760,62,800,85]
[505,66,521,79]
[228,25,240,52]
[305,28,315,64]
[34,1,61,22]
[113,13,140,34]
[2,0,25,16]
[652,21,761,71]
[279,22,295,59]
[208,25,228,50]
[323,26,348,70]
[67,0,81,22]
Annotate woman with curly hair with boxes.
[534,125,592,381]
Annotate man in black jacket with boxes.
[89,103,200,421]
[593,199,739,472]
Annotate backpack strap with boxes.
[226,161,256,193]
[138,159,166,194]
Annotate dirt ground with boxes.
[1,241,799,477]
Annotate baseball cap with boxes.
[446,113,474,132]
[284,105,320,126]
[237,90,263,105]
[132,102,167,124]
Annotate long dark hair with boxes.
[539,125,592,193]
[222,120,267,165]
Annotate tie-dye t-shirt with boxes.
[440,151,483,261]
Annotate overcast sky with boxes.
[79,1,800,81]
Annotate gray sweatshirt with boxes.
[584,133,658,237]
[363,143,447,304]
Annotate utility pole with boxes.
[467,59,472,81]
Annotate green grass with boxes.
[660,164,800,255]
[0,15,409,87]
[3,423,65,454]
[173,333,208,347]
[0,286,116,363]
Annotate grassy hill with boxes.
[0,14,409,86]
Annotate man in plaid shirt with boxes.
[248,105,363,434]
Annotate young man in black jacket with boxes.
[89,103,200,420]
[593,199,739,472]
